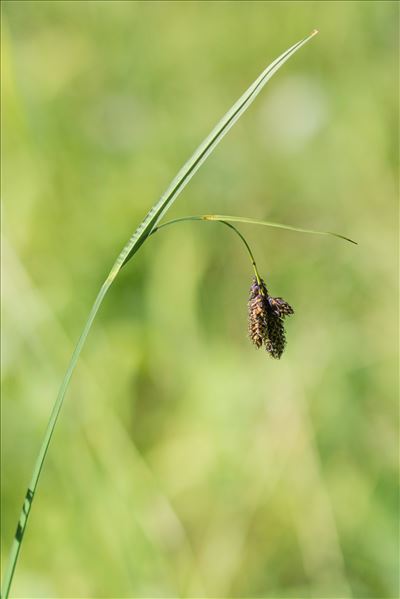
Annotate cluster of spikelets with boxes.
[248,277,294,358]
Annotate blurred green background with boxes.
[2,1,398,598]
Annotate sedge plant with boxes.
[2,29,356,597]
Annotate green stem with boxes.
[218,221,263,284]
[151,216,262,281]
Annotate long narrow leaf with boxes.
[2,31,318,598]
[121,29,318,267]
[201,214,357,244]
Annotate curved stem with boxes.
[218,221,262,284]
[151,216,262,282]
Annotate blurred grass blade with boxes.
[2,31,318,599]
[121,29,319,267]
[202,214,358,244]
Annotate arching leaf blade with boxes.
[121,30,319,268]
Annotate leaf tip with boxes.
[329,232,358,245]
[342,235,358,246]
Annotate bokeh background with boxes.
[2,2,398,598]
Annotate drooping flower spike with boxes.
[248,277,294,359]
[154,214,353,358]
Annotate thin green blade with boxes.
[121,30,319,268]
[202,214,358,245]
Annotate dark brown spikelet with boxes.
[247,277,294,359]
[267,296,294,318]
[248,278,268,348]
[265,311,287,358]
